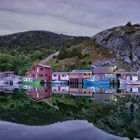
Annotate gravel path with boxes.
[39,51,60,64]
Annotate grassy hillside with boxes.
[0,30,115,74]
[2,23,138,74]
[47,40,115,72]
[0,31,89,75]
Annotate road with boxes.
[39,51,60,64]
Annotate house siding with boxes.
[27,64,52,82]
[92,66,115,74]
[52,72,70,81]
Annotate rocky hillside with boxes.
[92,23,140,71]
[0,23,140,74]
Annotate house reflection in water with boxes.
[25,85,140,103]
[52,85,70,94]
[118,85,140,94]
[69,88,92,97]
[85,84,140,102]
[51,85,92,97]
[92,93,116,103]
[0,84,140,103]
[0,85,15,93]
[27,86,51,101]
[0,84,22,93]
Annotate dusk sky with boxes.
[0,0,140,36]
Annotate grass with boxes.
[47,40,116,72]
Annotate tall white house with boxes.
[52,72,70,81]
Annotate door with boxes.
[58,74,60,80]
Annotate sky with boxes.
[0,0,140,36]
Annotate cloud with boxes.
[0,0,140,36]
[0,10,96,36]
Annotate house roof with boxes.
[32,64,52,69]
[0,71,15,74]
[91,65,116,68]
[91,66,115,74]
[71,70,92,73]
[53,72,70,74]
[115,71,139,75]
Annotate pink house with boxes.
[27,64,52,83]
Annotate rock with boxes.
[92,25,140,71]
[124,57,132,64]
[133,55,138,62]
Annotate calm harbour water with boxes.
[0,84,140,140]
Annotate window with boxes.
[32,74,35,77]
[54,74,57,77]
[32,68,36,71]
[62,75,65,77]
[84,73,87,75]
[45,74,47,77]
[39,74,44,77]
[40,67,43,71]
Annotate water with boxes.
[0,84,140,139]
[1,84,140,102]
[0,120,129,140]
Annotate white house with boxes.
[52,72,70,81]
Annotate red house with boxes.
[27,64,52,83]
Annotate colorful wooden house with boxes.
[27,64,52,83]
[91,65,116,74]
[69,70,92,84]
[52,72,70,81]
[91,65,117,80]
[0,71,15,79]
[115,71,140,85]
[115,71,140,80]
